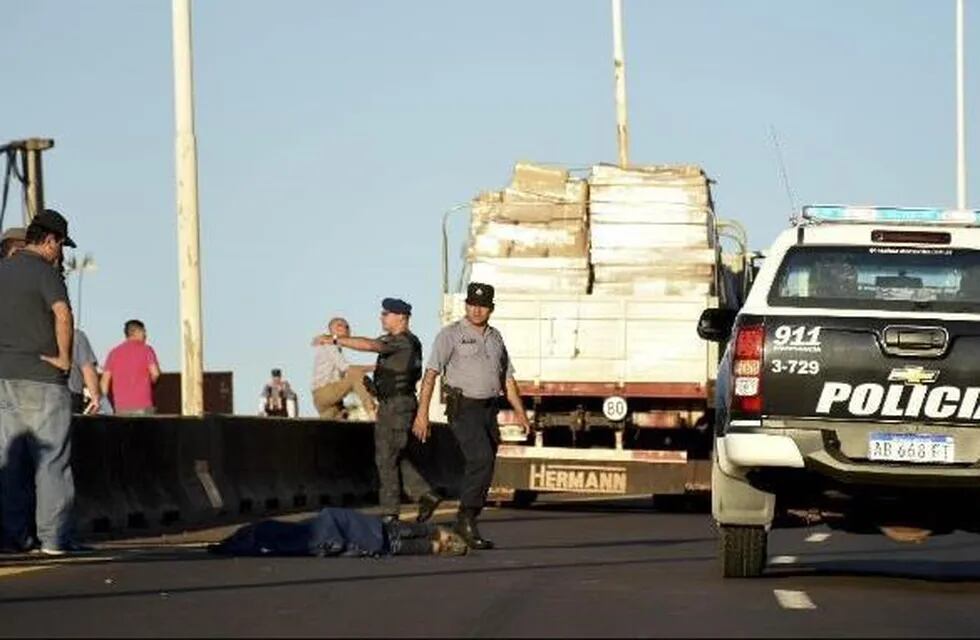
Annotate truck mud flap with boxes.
[492,445,706,496]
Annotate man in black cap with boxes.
[0,209,80,554]
[413,282,530,550]
[316,298,441,523]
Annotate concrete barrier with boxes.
[63,416,463,537]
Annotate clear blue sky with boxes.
[1,1,975,414]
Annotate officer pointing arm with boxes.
[317,298,442,523]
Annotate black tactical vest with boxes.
[373,331,423,399]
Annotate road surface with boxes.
[0,497,978,637]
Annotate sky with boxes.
[1,1,976,414]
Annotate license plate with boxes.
[868,433,955,464]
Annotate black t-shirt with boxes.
[0,251,71,384]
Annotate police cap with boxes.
[382,297,412,316]
[466,282,495,308]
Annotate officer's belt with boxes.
[459,396,498,408]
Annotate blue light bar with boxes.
[801,205,980,226]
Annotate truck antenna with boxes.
[769,124,798,218]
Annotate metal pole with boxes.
[441,203,468,296]
[21,139,52,223]
[77,271,83,328]
[957,0,968,209]
[612,0,630,168]
[24,148,42,223]
[172,0,205,416]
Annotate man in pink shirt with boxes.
[101,319,161,416]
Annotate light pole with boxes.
[172,0,205,416]
[611,0,630,168]
[957,0,968,209]
[64,252,97,328]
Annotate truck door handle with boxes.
[881,326,949,357]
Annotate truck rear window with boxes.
[768,245,980,313]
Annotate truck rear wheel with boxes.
[719,525,767,578]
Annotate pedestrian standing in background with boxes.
[413,283,531,550]
[315,298,441,523]
[260,368,298,417]
[311,317,377,420]
[101,319,160,416]
[0,209,80,555]
[69,328,101,414]
[0,227,26,260]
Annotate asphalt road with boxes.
[1,497,979,638]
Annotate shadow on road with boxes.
[0,553,717,606]
[506,536,713,552]
[767,559,980,584]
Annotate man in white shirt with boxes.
[311,317,377,420]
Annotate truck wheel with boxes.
[719,525,767,578]
[511,490,538,508]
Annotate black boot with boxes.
[416,492,442,523]
[455,509,494,550]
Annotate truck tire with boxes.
[719,525,767,578]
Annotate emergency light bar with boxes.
[801,205,980,226]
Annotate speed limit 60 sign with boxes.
[602,396,628,422]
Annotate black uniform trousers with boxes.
[451,399,500,513]
[374,394,432,517]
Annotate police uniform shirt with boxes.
[426,320,515,400]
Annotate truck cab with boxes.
[699,205,980,577]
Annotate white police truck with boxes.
[698,205,980,577]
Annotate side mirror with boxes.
[697,308,737,342]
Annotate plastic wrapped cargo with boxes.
[468,220,587,259]
[469,258,589,294]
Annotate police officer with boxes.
[413,282,530,550]
[322,298,441,523]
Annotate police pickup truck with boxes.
[698,205,980,577]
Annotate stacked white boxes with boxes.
[465,162,718,297]
[588,164,716,296]
[467,162,590,294]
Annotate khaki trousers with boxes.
[313,366,377,419]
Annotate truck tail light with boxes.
[732,324,764,415]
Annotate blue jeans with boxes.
[0,379,74,549]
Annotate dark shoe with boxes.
[416,492,442,523]
[0,536,41,553]
[455,512,494,550]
